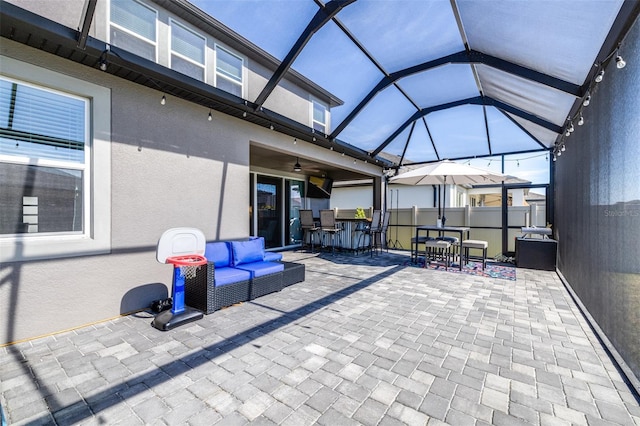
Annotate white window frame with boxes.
[0,76,90,235]
[108,0,158,62]
[215,44,245,98]
[311,98,329,134]
[1,56,111,263]
[169,19,206,82]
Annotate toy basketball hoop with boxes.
[152,227,207,331]
[166,254,207,280]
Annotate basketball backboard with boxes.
[156,227,206,264]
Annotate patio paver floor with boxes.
[1,250,639,425]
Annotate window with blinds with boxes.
[0,77,88,235]
[170,20,206,82]
[110,0,157,61]
[312,100,328,133]
[215,45,243,97]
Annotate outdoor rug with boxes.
[406,258,516,281]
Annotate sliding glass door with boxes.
[256,175,281,249]
[288,180,304,245]
[253,174,305,249]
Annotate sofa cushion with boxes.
[264,251,283,262]
[251,237,284,261]
[231,239,265,266]
[461,239,488,249]
[214,266,251,286]
[204,242,231,268]
[234,261,284,278]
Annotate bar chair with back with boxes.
[299,209,320,253]
[319,209,342,255]
[372,210,391,256]
[356,209,381,255]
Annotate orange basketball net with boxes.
[166,254,207,279]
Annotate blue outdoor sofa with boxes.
[184,237,304,314]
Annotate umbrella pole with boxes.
[442,176,447,226]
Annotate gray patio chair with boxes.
[319,209,342,255]
[371,210,391,256]
[299,209,319,253]
[356,209,381,255]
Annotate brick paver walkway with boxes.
[2,250,639,425]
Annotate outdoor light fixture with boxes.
[293,158,302,172]
[242,111,247,117]
[160,95,166,105]
[208,110,212,121]
[583,94,591,107]
[578,114,584,126]
[561,144,566,152]
[595,70,605,83]
[568,122,575,133]
[269,124,274,130]
[98,45,110,71]
[616,55,626,69]
[293,138,297,144]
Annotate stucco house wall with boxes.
[0,39,252,343]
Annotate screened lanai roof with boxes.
[188,0,638,167]
[1,0,637,170]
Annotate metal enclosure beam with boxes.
[77,0,97,49]
[252,0,355,109]
[331,49,581,139]
[371,96,559,157]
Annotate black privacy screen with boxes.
[555,21,640,383]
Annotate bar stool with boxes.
[424,239,451,270]
[411,236,433,263]
[461,239,488,270]
[436,236,459,265]
[320,209,342,255]
[357,210,381,255]
[371,211,391,256]
[299,210,319,253]
[351,220,370,253]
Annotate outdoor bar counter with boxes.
[335,217,372,251]
[308,217,372,252]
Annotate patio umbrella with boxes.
[389,160,507,226]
